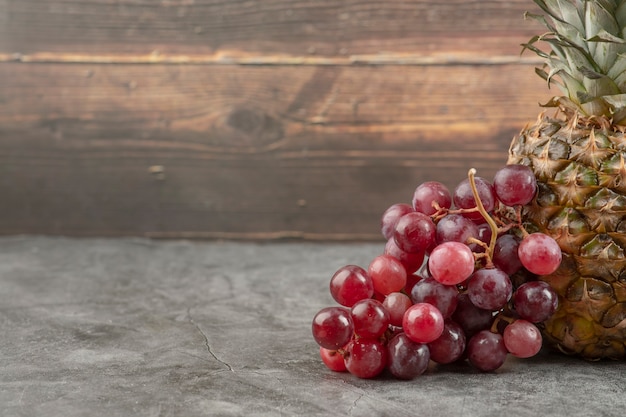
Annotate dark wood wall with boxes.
[1,0,552,240]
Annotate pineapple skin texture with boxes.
[508,110,626,360]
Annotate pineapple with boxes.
[508,0,626,359]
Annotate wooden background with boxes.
[0,0,553,240]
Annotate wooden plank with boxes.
[0,62,553,238]
[1,0,544,61]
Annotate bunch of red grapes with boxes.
[311,165,561,378]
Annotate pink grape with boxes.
[453,177,497,223]
[344,339,387,379]
[402,303,445,344]
[381,203,414,240]
[319,347,347,372]
[312,307,354,350]
[467,268,512,310]
[428,241,475,286]
[412,181,452,215]
[329,265,374,307]
[518,233,562,276]
[393,212,437,253]
[493,164,537,206]
[383,292,413,327]
[428,321,466,364]
[368,254,407,295]
[351,299,390,339]
[467,330,508,372]
[410,277,458,318]
[503,319,543,358]
[513,281,558,323]
[387,333,430,380]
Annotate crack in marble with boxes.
[186,307,233,372]
[349,393,363,416]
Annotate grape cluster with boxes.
[311,165,561,378]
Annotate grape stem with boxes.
[467,168,498,268]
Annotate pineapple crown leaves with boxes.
[523,0,626,124]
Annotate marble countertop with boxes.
[1,237,624,416]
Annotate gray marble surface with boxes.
[0,237,624,417]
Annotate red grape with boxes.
[319,347,347,372]
[344,339,387,379]
[384,237,425,274]
[412,181,452,215]
[393,212,437,253]
[381,203,414,240]
[453,177,497,223]
[351,299,390,339]
[493,164,537,206]
[312,307,354,350]
[402,303,445,344]
[329,265,374,307]
[368,254,407,295]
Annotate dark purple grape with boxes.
[452,294,494,338]
[410,277,459,319]
[470,222,493,253]
[467,330,508,372]
[428,321,466,364]
[492,234,523,276]
[467,268,512,311]
[387,332,430,380]
[513,281,558,323]
[435,214,480,245]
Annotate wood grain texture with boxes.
[0,61,552,238]
[1,0,543,62]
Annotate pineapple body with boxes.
[508,109,626,359]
